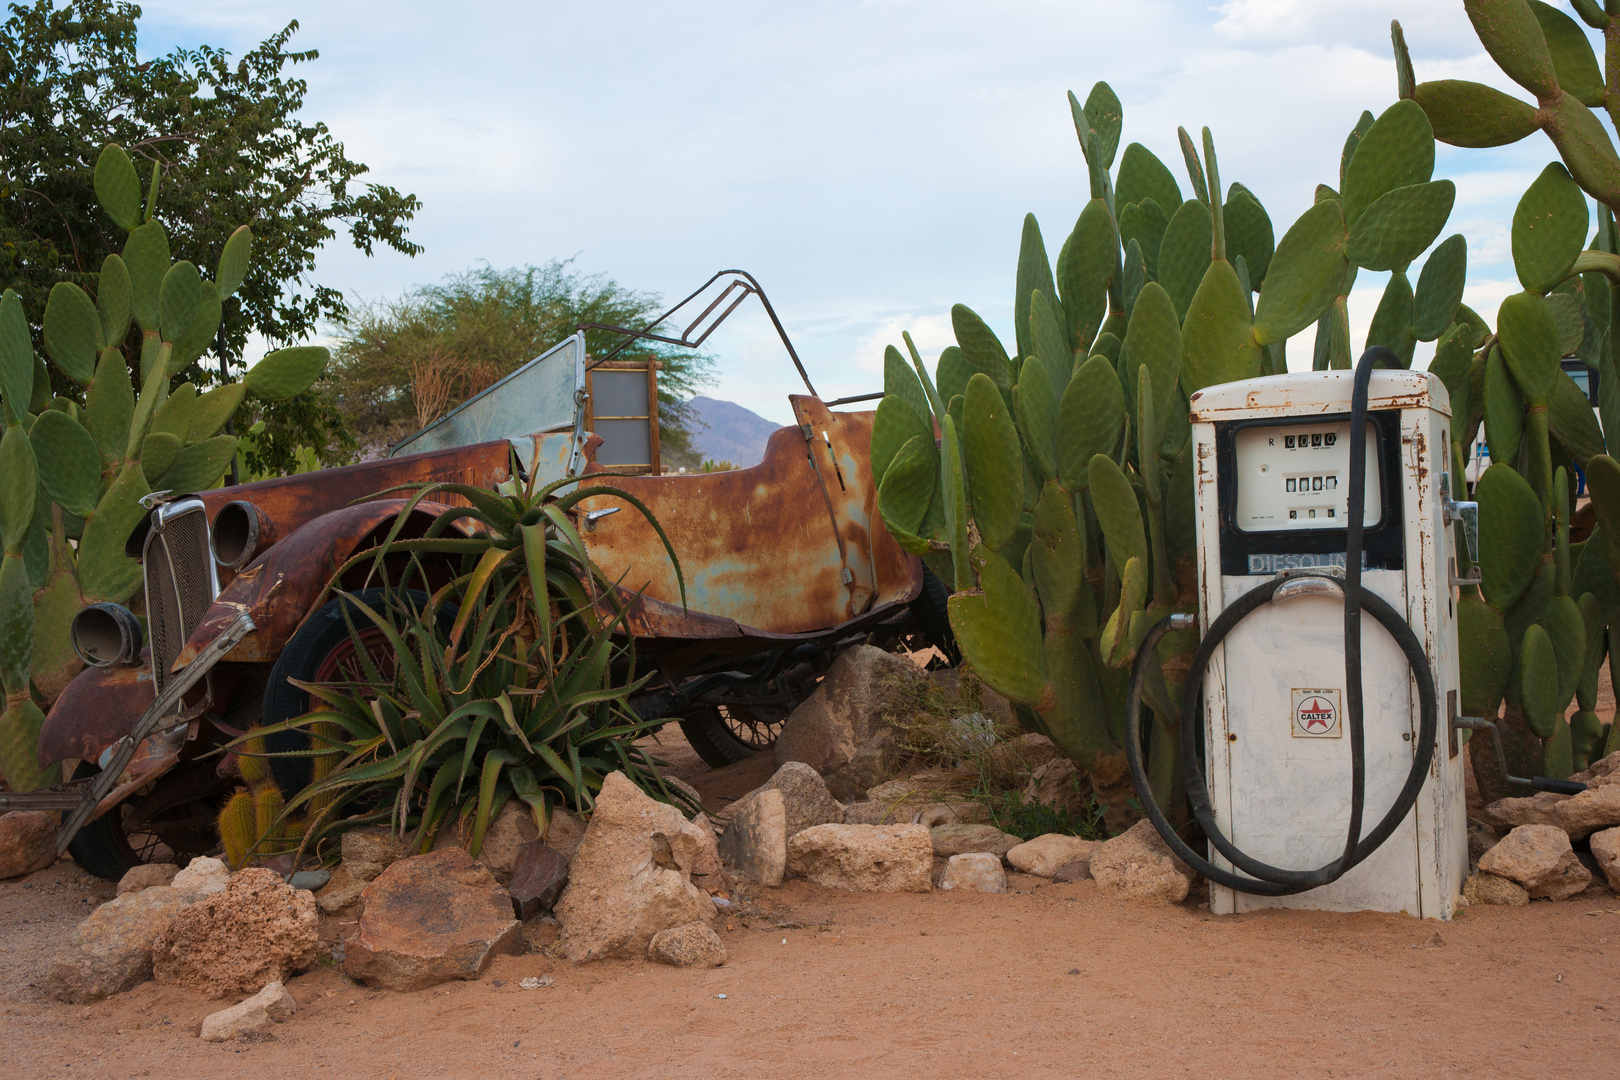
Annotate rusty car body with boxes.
[36,272,948,879]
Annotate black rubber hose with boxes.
[1124,346,1440,897]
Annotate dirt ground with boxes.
[3,728,1619,1080]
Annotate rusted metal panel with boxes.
[38,660,154,767]
[573,405,919,637]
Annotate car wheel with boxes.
[65,762,187,881]
[908,563,959,665]
[678,702,789,768]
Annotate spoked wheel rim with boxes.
[309,626,398,707]
[715,703,791,751]
[108,783,175,866]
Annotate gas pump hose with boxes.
[1124,347,1439,897]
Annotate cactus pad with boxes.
[29,411,102,519]
[1476,462,1545,611]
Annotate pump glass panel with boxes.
[1231,422,1382,532]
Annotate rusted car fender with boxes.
[37,660,155,768]
[172,498,465,669]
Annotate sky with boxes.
[130,0,1590,424]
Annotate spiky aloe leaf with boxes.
[1411,234,1468,340]
[1512,162,1589,295]
[155,435,237,496]
[97,253,132,348]
[1223,184,1274,288]
[1464,0,1560,99]
[1413,80,1540,147]
[1345,181,1455,272]
[1484,346,1525,469]
[217,225,252,300]
[28,410,101,519]
[93,144,142,232]
[963,373,1023,551]
[1497,290,1561,406]
[1056,199,1114,355]
[1014,215,1056,364]
[1528,0,1603,105]
[1116,143,1182,215]
[122,221,170,333]
[42,283,102,387]
[1342,100,1435,229]
[1057,356,1125,494]
[1089,453,1148,577]
[947,546,1049,705]
[1012,358,1058,484]
[1477,463,1545,610]
[1181,260,1261,392]
[1459,591,1511,718]
[1158,199,1213,322]
[1253,199,1349,347]
[244,346,328,402]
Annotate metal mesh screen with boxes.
[145,506,215,700]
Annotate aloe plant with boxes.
[235,465,696,863]
[0,144,328,791]
[873,83,1467,822]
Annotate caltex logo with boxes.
[1291,688,1342,738]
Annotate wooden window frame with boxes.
[584,359,662,475]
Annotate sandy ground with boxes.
[2,728,1619,1080]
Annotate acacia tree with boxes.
[0,0,420,471]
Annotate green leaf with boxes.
[28,410,101,519]
[0,427,38,554]
[1365,272,1415,367]
[1079,82,1123,170]
[935,345,972,406]
[157,261,203,345]
[1223,184,1274,288]
[964,373,1024,550]
[884,344,932,428]
[244,346,329,402]
[155,435,237,496]
[1056,199,1114,355]
[1342,99,1435,228]
[871,394,932,490]
[1512,162,1589,295]
[169,279,220,375]
[42,283,102,386]
[1253,199,1350,346]
[877,434,938,540]
[1029,290,1071,389]
[1549,370,1605,466]
[1476,462,1545,611]
[1181,260,1261,393]
[1411,234,1467,340]
[1519,623,1561,738]
[97,254,133,348]
[1529,0,1604,107]
[1458,591,1511,719]
[1412,79,1541,148]
[1485,345,1525,470]
[0,554,34,693]
[93,144,142,232]
[86,346,134,470]
[946,547,1048,705]
[122,222,170,334]
[1123,281,1181,430]
[1015,214,1056,365]
[216,225,252,300]
[0,290,35,425]
[952,305,1013,389]
[1497,290,1562,406]
[1119,199,1169,280]
[1344,180,1455,272]
[1057,355,1125,493]
[1088,453,1148,576]
[1157,199,1213,322]
[140,432,181,483]
[188,382,246,444]
[1464,0,1561,100]
[1012,357,1058,483]
[1116,143,1182,216]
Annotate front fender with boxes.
[38,660,154,768]
[173,499,461,669]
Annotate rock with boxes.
[1052,860,1094,883]
[340,827,402,883]
[841,800,903,826]
[664,775,705,813]
[1481,770,1620,840]
[169,856,230,900]
[116,863,179,896]
[773,645,925,798]
[0,811,57,878]
[431,801,538,885]
[929,823,1022,860]
[544,807,587,860]
[1467,821,1500,867]
[45,886,191,1003]
[151,868,320,998]
[343,848,523,990]
[938,852,1006,893]
[553,771,715,962]
[1023,757,1091,819]
[743,762,845,838]
[716,788,787,887]
[288,869,329,892]
[1476,824,1592,900]
[1007,834,1101,878]
[785,823,932,893]
[315,865,367,915]
[1589,827,1620,892]
[647,921,727,967]
[1090,820,1195,904]
[1462,871,1530,907]
[508,843,570,920]
[198,980,297,1042]
[688,813,731,896]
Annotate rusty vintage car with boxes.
[35,272,953,879]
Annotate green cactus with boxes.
[871,82,1464,823]
[0,144,331,791]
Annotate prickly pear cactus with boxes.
[873,83,1465,822]
[1398,6,1620,793]
[0,144,329,791]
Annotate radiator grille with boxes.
[145,505,216,702]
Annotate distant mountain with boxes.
[685,396,784,467]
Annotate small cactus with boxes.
[217,789,256,868]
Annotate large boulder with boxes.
[929,823,1022,860]
[1007,834,1101,878]
[198,980,297,1042]
[343,848,523,990]
[1481,752,1620,840]
[647,921,727,968]
[553,772,715,962]
[151,868,320,998]
[938,852,1006,893]
[773,645,926,800]
[716,787,787,886]
[785,823,932,893]
[1589,827,1620,892]
[0,811,57,878]
[544,807,587,860]
[45,886,191,1003]
[1090,820,1195,904]
[1476,824,1592,900]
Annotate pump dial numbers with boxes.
[1232,421,1381,533]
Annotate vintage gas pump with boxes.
[1127,348,1476,919]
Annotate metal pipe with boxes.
[1451,716,1588,795]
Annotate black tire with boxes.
[678,706,776,768]
[261,588,444,797]
[909,563,959,665]
[65,762,172,881]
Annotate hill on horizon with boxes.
[685,396,783,467]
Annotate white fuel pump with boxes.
[1126,348,1474,920]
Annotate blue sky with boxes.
[133,0,1587,423]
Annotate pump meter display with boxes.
[1231,421,1382,532]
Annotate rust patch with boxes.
[37,661,154,767]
